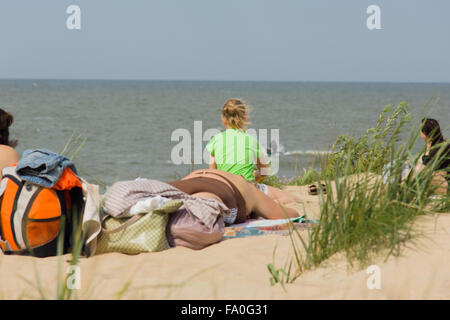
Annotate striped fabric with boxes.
[103,178,230,228]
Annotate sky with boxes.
[0,0,449,82]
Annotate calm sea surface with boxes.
[1,80,449,186]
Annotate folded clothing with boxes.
[128,195,171,216]
[16,149,78,188]
[166,208,225,250]
[103,178,230,229]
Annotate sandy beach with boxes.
[1,177,449,300]
[1,0,449,304]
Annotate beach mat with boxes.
[223,217,316,239]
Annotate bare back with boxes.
[0,145,19,177]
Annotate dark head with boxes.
[0,108,18,148]
[421,118,444,146]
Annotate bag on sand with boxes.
[166,208,225,250]
[0,166,84,258]
[96,199,183,255]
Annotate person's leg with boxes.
[250,188,301,219]
[266,185,302,204]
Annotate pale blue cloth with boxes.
[16,149,78,188]
[382,161,411,184]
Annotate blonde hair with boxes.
[222,98,251,131]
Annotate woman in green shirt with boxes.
[206,98,301,205]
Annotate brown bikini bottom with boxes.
[166,175,247,224]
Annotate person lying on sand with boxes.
[0,108,19,177]
[206,98,301,205]
[167,169,301,225]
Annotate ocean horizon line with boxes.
[0,78,449,85]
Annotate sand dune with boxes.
[1,182,449,300]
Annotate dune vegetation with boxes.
[267,101,449,287]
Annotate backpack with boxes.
[0,166,84,258]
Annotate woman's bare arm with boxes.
[209,154,217,169]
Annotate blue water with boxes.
[1,80,449,185]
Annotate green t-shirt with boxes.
[206,129,261,181]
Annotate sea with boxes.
[1,80,449,186]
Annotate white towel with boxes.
[128,195,171,216]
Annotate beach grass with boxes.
[268,102,449,286]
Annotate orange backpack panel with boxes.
[0,166,82,257]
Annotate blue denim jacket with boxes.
[16,149,78,188]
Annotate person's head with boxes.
[421,118,444,146]
[0,108,17,148]
[221,98,251,131]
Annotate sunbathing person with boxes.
[167,169,301,224]
[0,108,19,176]
[420,118,449,191]
[206,98,301,205]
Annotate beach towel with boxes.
[223,217,315,239]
